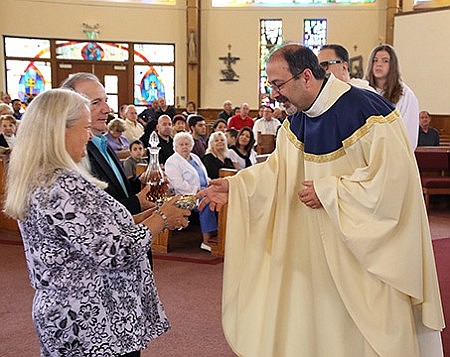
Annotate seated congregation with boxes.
[1,44,450,255]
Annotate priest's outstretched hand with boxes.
[197,178,229,212]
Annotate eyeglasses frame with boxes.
[319,59,344,71]
[266,69,305,93]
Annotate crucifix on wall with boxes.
[219,44,240,82]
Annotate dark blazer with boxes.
[87,141,142,214]
[0,134,9,148]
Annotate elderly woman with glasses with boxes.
[165,132,218,252]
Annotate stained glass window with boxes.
[6,60,52,102]
[5,37,50,59]
[134,44,175,63]
[213,0,374,5]
[93,0,175,3]
[134,65,175,106]
[259,19,283,106]
[55,41,129,61]
[303,18,327,54]
[4,36,175,107]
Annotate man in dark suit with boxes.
[61,73,155,265]
[61,73,153,216]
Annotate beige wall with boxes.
[394,8,450,114]
[201,2,387,108]
[0,0,186,104]
[1,0,388,109]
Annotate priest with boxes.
[198,43,444,357]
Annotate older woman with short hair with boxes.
[165,132,218,251]
[0,102,13,116]
[104,118,130,151]
[123,104,145,143]
[4,89,190,357]
[202,131,235,179]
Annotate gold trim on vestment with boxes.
[283,109,400,163]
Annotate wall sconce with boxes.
[82,23,100,41]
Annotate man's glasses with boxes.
[266,70,305,93]
[319,60,343,71]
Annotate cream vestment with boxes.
[223,76,444,357]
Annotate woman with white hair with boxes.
[202,131,236,179]
[165,132,218,252]
[4,89,191,357]
[0,102,13,116]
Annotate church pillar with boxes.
[385,0,402,44]
[186,0,200,107]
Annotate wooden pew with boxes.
[414,147,450,210]
[0,154,20,234]
[256,132,276,155]
[211,168,238,257]
[440,133,450,146]
[116,149,130,161]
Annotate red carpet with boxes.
[433,238,450,356]
[0,207,448,356]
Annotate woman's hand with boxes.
[133,205,157,224]
[142,196,191,236]
[159,196,191,230]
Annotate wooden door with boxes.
[93,63,129,114]
[55,62,93,88]
[55,61,130,114]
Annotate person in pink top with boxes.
[227,102,254,130]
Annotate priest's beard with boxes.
[280,101,298,116]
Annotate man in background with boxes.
[61,73,152,215]
[252,106,281,138]
[138,98,159,130]
[11,99,23,120]
[227,102,254,130]
[188,114,208,158]
[155,96,177,120]
[418,110,440,146]
[155,115,175,165]
[217,99,234,121]
[318,44,374,91]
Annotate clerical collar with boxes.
[304,75,329,112]
[304,74,351,118]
